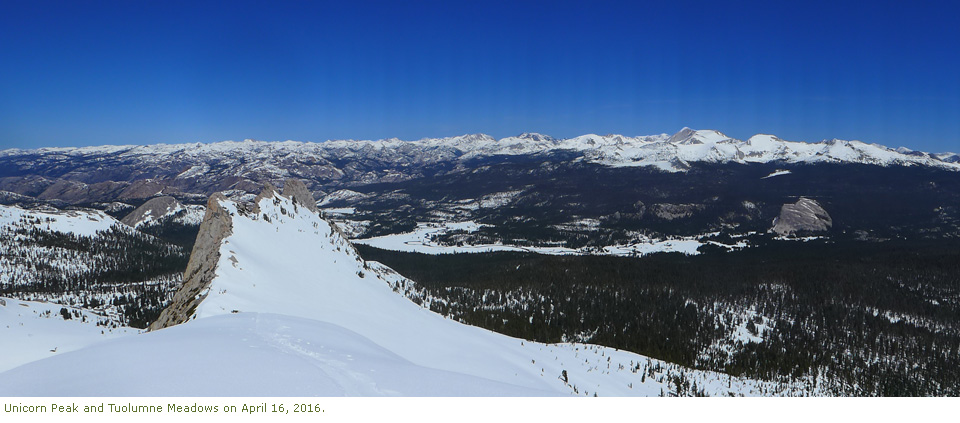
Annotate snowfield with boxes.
[0,192,808,396]
[353,221,708,256]
[0,205,118,237]
[762,169,793,179]
[0,313,552,396]
[0,297,136,373]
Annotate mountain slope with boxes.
[0,204,187,328]
[0,313,551,396]
[0,128,956,206]
[0,183,804,396]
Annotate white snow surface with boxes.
[175,204,207,225]
[762,169,793,179]
[354,221,705,256]
[0,192,796,396]
[0,297,136,374]
[322,207,357,215]
[0,312,550,396]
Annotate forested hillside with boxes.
[0,206,194,328]
[358,238,960,396]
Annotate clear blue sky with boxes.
[2,0,959,152]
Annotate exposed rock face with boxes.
[772,197,833,235]
[120,196,181,227]
[148,193,233,331]
[667,127,699,144]
[281,179,318,213]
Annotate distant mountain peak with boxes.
[668,127,699,144]
[935,152,959,163]
[747,133,780,141]
[667,128,731,145]
[456,133,495,142]
[515,132,556,142]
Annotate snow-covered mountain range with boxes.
[0,183,813,396]
[2,128,957,176]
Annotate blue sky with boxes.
[1,1,959,152]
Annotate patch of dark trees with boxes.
[137,212,202,250]
[1,226,190,329]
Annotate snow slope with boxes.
[0,191,805,396]
[0,297,135,373]
[0,313,550,396]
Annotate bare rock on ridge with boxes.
[282,179,318,213]
[148,193,233,331]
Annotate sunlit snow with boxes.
[0,297,136,373]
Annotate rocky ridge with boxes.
[149,178,322,330]
[281,178,318,213]
[148,192,234,330]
